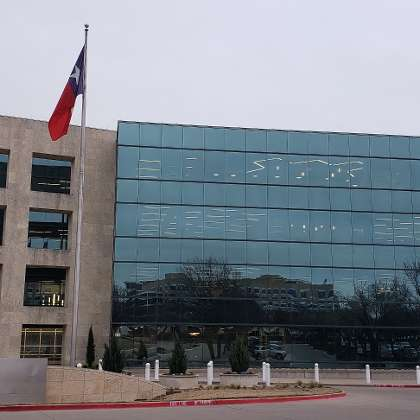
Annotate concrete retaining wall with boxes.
[46,367,166,404]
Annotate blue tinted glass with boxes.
[391,159,411,189]
[183,150,203,180]
[139,148,161,179]
[393,214,413,245]
[308,133,329,155]
[309,187,330,209]
[268,242,289,265]
[225,208,246,239]
[374,245,395,269]
[162,125,182,148]
[160,205,180,237]
[138,204,160,237]
[225,184,245,206]
[183,126,204,148]
[246,153,267,184]
[413,192,420,212]
[330,188,351,210]
[139,180,160,203]
[351,213,373,244]
[162,149,182,179]
[182,182,203,204]
[225,152,245,183]
[372,190,391,212]
[351,189,371,211]
[332,244,353,267]
[140,123,162,147]
[182,239,203,261]
[350,157,370,188]
[334,268,355,297]
[160,238,181,262]
[329,134,349,155]
[308,156,329,187]
[394,246,415,269]
[353,245,374,268]
[205,183,225,206]
[349,134,369,156]
[247,242,268,264]
[268,186,289,207]
[246,185,267,207]
[372,214,393,244]
[113,263,137,286]
[390,136,410,158]
[268,209,289,240]
[115,204,137,236]
[161,181,181,203]
[225,128,245,151]
[410,137,420,158]
[288,132,310,154]
[289,155,308,186]
[204,240,226,260]
[267,131,287,153]
[370,135,390,157]
[205,127,225,150]
[392,190,412,213]
[310,211,331,242]
[246,208,267,240]
[205,151,225,181]
[331,212,352,242]
[117,179,138,202]
[289,210,309,241]
[204,207,225,238]
[289,187,308,208]
[411,160,420,190]
[117,146,139,178]
[182,206,203,238]
[311,243,332,266]
[329,156,350,187]
[118,122,139,146]
[267,155,288,184]
[289,243,310,266]
[246,129,266,152]
[226,241,246,264]
[114,238,137,261]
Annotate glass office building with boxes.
[114,122,420,367]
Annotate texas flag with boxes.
[48,47,85,141]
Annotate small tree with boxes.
[85,326,96,368]
[168,341,187,375]
[137,339,148,362]
[229,336,250,373]
[102,335,124,373]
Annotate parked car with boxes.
[268,344,287,360]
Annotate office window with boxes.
[20,325,63,365]
[0,208,4,245]
[31,157,71,194]
[24,267,66,307]
[28,210,69,250]
[0,153,8,188]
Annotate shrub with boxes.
[85,326,95,368]
[168,341,187,375]
[137,340,148,362]
[229,336,250,373]
[102,335,124,373]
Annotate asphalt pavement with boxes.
[0,387,418,420]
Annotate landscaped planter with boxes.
[219,372,259,387]
[159,374,199,389]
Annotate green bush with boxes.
[85,326,95,368]
[168,341,187,375]
[137,340,148,362]
[229,336,250,373]
[102,335,124,373]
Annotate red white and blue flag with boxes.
[48,47,85,141]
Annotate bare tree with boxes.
[404,262,420,298]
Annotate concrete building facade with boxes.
[0,115,115,365]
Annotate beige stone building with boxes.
[0,115,116,366]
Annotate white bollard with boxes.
[76,362,82,368]
[154,360,159,381]
[365,364,371,385]
[314,363,320,384]
[416,366,420,385]
[145,362,151,381]
[98,359,103,371]
[266,363,271,386]
[207,361,213,386]
[262,362,267,384]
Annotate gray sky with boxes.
[2,0,420,135]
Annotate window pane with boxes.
[118,122,139,146]
[331,212,352,242]
[183,126,204,148]
[162,124,182,148]
[246,185,267,207]
[349,134,369,156]
[31,157,71,194]
[246,153,267,184]
[309,188,330,209]
[205,151,225,181]
[183,150,204,180]
[117,179,138,202]
[138,148,161,179]
[372,190,391,212]
[138,180,160,203]
[118,146,139,178]
[289,210,309,241]
[310,211,331,242]
[351,213,373,244]
[140,123,162,147]
[390,136,410,158]
[246,209,267,240]
[370,135,390,157]
[28,211,69,250]
[225,184,245,206]
[115,204,137,236]
[329,134,349,155]
[392,190,412,213]
[225,152,245,183]
[267,130,287,153]
[162,149,182,179]
[182,182,203,205]
[268,209,289,241]
[205,127,225,149]
[161,181,182,204]
[225,128,245,151]
[391,159,411,189]
[246,129,266,152]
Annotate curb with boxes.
[324,383,420,388]
[0,392,346,412]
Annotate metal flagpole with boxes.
[70,24,89,366]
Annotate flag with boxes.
[48,47,85,141]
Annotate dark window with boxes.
[23,267,66,307]
[28,210,69,250]
[0,153,9,188]
[20,325,63,365]
[31,157,71,194]
[0,208,4,245]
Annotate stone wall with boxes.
[46,367,166,404]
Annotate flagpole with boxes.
[70,23,89,367]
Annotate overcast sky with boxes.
[2,0,420,135]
